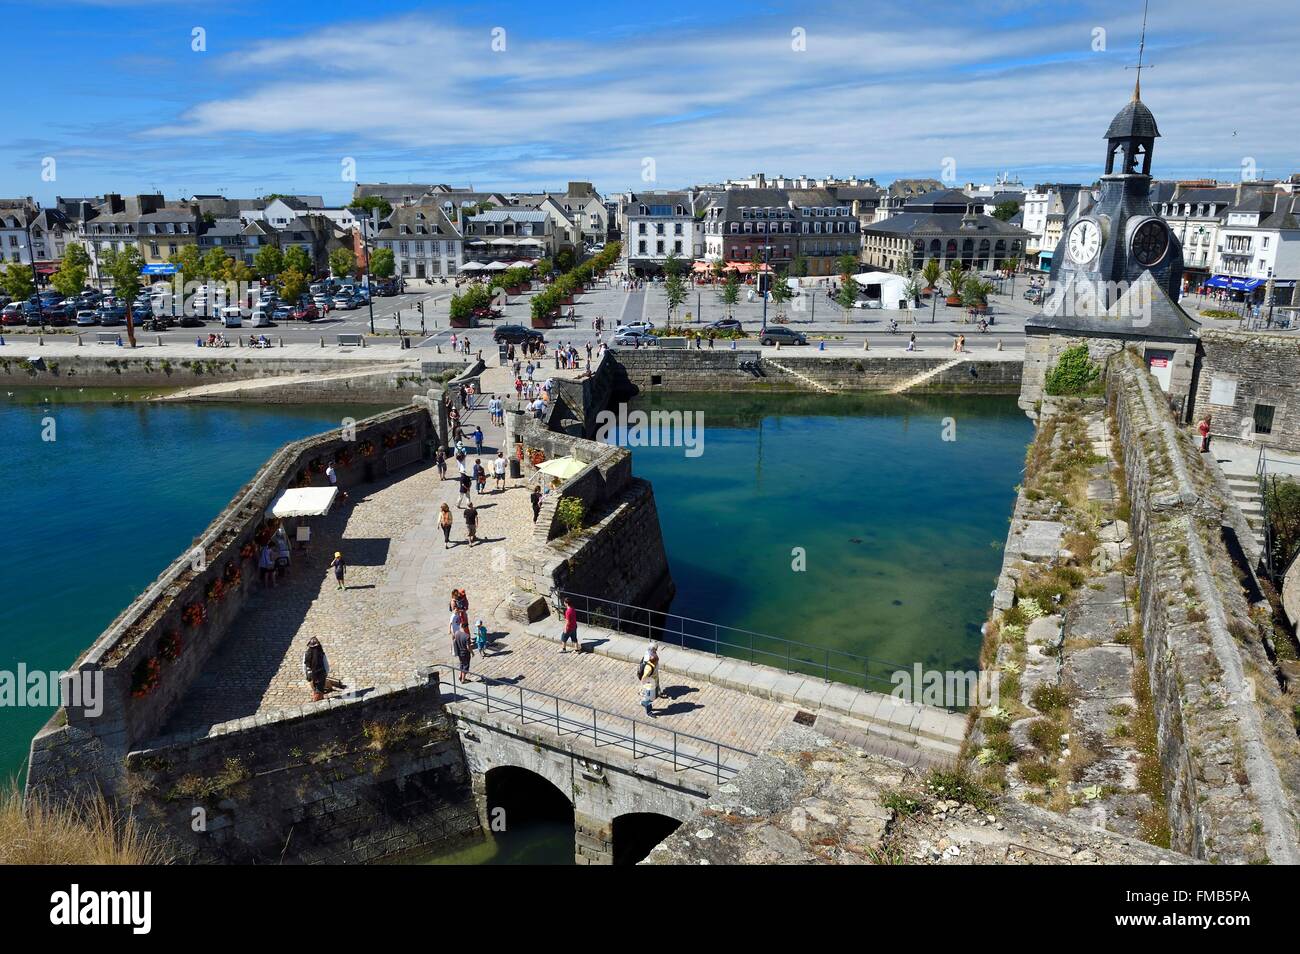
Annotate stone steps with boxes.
[887,356,966,394]
[763,358,834,393]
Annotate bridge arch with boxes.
[482,765,575,861]
[612,811,683,865]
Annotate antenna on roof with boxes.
[1125,0,1154,100]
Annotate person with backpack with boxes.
[473,457,487,494]
[639,655,658,717]
[638,643,662,699]
[303,636,345,701]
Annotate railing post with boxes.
[716,743,722,782]
[825,648,831,683]
[519,686,524,723]
[555,696,560,735]
[591,706,598,746]
[673,734,678,773]
[485,679,491,713]
[632,720,637,760]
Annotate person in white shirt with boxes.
[493,452,507,491]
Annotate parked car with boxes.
[220,306,243,328]
[97,306,127,326]
[758,326,808,346]
[616,320,655,334]
[492,324,545,345]
[272,305,292,323]
[331,294,355,311]
[177,314,205,327]
[852,299,883,309]
[613,329,657,346]
[312,294,333,313]
[75,310,100,327]
[290,302,319,321]
[1,303,25,325]
[249,308,274,328]
[702,318,743,332]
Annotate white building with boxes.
[373,202,465,279]
[622,191,698,274]
[1210,191,1300,305]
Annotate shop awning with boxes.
[1206,275,1264,291]
[266,486,338,519]
[141,263,177,275]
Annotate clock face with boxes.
[1067,220,1101,264]
[1131,219,1169,267]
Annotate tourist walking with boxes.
[457,471,472,508]
[559,597,579,653]
[1198,414,1212,453]
[638,643,663,699]
[907,332,917,352]
[439,502,454,548]
[475,618,490,657]
[259,542,277,588]
[464,500,479,546]
[330,550,346,590]
[530,485,542,522]
[493,452,507,491]
[303,636,345,701]
[473,458,487,494]
[639,661,658,718]
[450,613,472,683]
[435,445,447,480]
[325,460,348,503]
[473,425,484,454]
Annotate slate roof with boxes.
[864,211,1029,238]
[1028,270,1199,341]
[1105,99,1161,140]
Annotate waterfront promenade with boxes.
[159,389,794,757]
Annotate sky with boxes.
[1,0,1296,205]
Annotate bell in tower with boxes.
[1103,95,1160,176]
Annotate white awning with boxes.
[460,261,487,271]
[266,486,338,518]
[482,260,510,270]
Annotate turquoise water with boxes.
[0,391,373,780]
[623,392,1032,691]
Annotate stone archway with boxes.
[482,765,575,864]
[611,812,683,865]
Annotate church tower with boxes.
[1047,82,1185,312]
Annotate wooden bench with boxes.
[95,332,122,345]
[336,333,365,348]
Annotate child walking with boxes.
[331,551,346,590]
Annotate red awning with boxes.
[34,262,58,275]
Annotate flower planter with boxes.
[449,315,475,328]
[531,315,557,329]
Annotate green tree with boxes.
[202,247,232,283]
[992,201,1020,222]
[329,248,357,278]
[369,246,395,279]
[903,277,920,308]
[663,251,683,278]
[944,262,967,300]
[921,258,943,322]
[170,244,204,281]
[721,271,741,317]
[554,248,575,272]
[836,253,858,282]
[348,196,392,220]
[0,261,35,304]
[791,255,809,278]
[253,245,284,281]
[664,270,688,321]
[837,275,859,313]
[51,242,91,298]
[279,267,308,304]
[283,245,312,276]
[103,246,145,347]
[769,268,792,319]
[710,259,726,281]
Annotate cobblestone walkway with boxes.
[161,398,795,758]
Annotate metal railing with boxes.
[430,665,752,783]
[558,590,943,706]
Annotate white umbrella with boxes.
[460,261,486,271]
[482,261,509,271]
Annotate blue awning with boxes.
[1204,276,1230,288]
[1038,249,1053,259]
[1206,275,1265,292]
[141,263,177,275]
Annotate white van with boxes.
[249,308,273,328]
[220,306,243,328]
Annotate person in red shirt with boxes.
[560,599,579,654]
[1197,415,1212,453]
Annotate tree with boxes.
[0,261,34,304]
[279,267,308,304]
[769,268,792,319]
[720,271,741,317]
[253,245,284,281]
[664,270,687,321]
[903,277,921,309]
[921,258,943,322]
[663,251,683,278]
[348,196,392,220]
[791,255,809,278]
[944,262,967,301]
[836,253,858,283]
[170,244,204,281]
[837,275,859,313]
[103,245,145,347]
[283,245,312,277]
[711,259,726,281]
[329,248,357,279]
[992,201,1020,222]
[202,247,232,283]
[369,247,395,279]
[554,248,575,272]
[51,242,91,298]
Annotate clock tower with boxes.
[1047,87,1184,313]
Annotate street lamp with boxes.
[362,209,377,335]
[759,244,772,335]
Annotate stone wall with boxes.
[1194,329,1300,452]
[1019,330,1197,421]
[26,403,437,797]
[610,349,1022,396]
[116,673,479,864]
[1108,349,1300,864]
[503,411,674,623]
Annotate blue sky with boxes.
[2,0,1296,204]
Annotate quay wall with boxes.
[25,402,438,807]
[609,349,1022,396]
